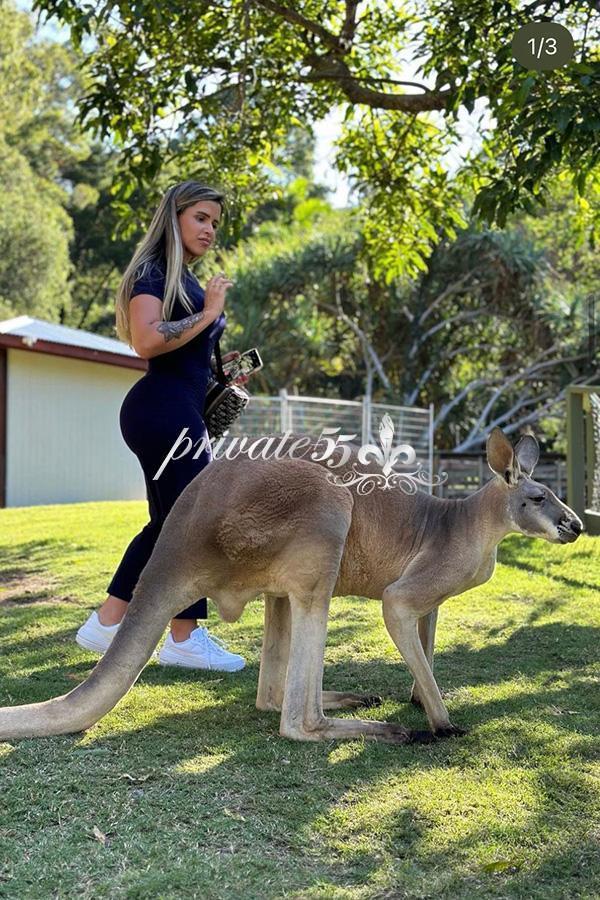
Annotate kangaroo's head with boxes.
[486,426,583,544]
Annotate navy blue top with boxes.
[131,260,226,397]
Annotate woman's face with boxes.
[178,200,222,263]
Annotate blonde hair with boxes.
[115,181,226,345]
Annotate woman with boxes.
[76,181,250,671]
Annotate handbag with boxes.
[204,339,250,439]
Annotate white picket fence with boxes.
[226,389,435,491]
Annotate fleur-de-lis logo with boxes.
[357,414,416,475]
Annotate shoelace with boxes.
[192,628,236,657]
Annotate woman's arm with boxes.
[129,294,218,359]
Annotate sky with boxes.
[19,0,485,209]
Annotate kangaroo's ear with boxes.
[486,426,520,485]
[514,433,539,476]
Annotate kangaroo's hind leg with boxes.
[256,594,291,711]
[256,595,381,713]
[280,580,420,744]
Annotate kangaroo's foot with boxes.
[280,714,434,745]
[322,690,382,710]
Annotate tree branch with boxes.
[488,391,554,428]
[417,273,473,326]
[301,53,452,112]
[76,264,117,330]
[251,0,342,52]
[299,71,438,94]
[433,377,493,434]
[404,342,496,406]
[461,351,587,447]
[453,369,600,450]
[408,307,491,359]
[340,0,360,48]
[320,296,391,393]
[458,371,600,449]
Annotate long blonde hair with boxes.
[115,181,226,345]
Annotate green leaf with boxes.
[515,75,536,107]
[552,107,571,133]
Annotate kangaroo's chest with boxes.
[463,549,497,591]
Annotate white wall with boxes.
[6,348,146,506]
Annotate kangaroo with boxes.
[0,426,582,743]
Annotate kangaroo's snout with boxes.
[557,514,584,543]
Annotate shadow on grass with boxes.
[1,531,598,897]
[0,538,70,572]
[498,537,600,593]
[3,669,597,897]
[1,609,599,897]
[1,615,598,733]
[364,746,600,899]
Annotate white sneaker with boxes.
[75,610,120,654]
[158,627,246,672]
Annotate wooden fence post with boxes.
[567,386,586,519]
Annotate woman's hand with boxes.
[204,272,233,320]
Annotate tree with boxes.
[216,182,598,451]
[61,140,143,332]
[0,1,90,321]
[29,0,600,282]
[401,226,598,451]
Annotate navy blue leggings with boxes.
[106,376,211,620]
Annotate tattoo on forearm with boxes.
[156,310,205,343]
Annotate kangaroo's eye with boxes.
[530,495,545,503]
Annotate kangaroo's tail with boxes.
[0,557,196,740]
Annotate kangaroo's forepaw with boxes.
[434,723,467,739]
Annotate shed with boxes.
[0,315,147,507]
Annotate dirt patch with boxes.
[0,573,77,607]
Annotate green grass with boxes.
[0,500,599,900]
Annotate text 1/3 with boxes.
[527,37,557,59]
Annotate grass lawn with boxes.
[0,499,599,899]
